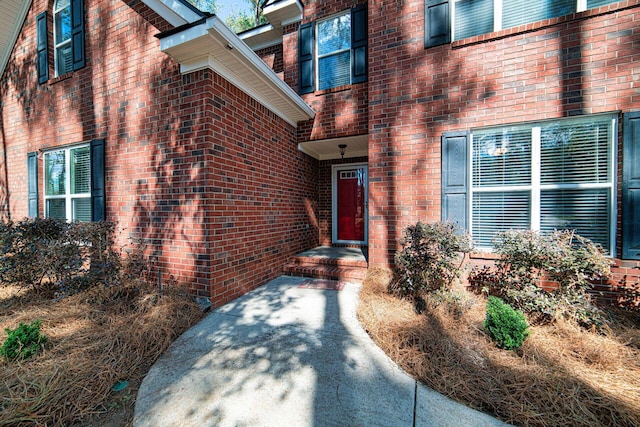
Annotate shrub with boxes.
[0,218,123,295]
[484,296,530,350]
[392,221,473,296]
[1,320,48,361]
[468,230,610,328]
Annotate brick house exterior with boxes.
[1,0,639,306]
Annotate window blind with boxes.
[473,127,532,187]
[454,0,493,40]
[503,0,575,29]
[472,191,531,248]
[71,146,90,194]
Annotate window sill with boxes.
[312,80,367,96]
[49,72,73,85]
[469,251,500,260]
[452,1,632,49]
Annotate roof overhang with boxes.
[141,0,205,26]
[298,135,368,161]
[158,16,314,126]
[239,24,282,51]
[263,0,303,27]
[0,0,32,80]
[241,0,302,51]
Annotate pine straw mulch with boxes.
[0,282,204,426]
[357,267,640,427]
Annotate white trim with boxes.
[141,0,202,26]
[160,16,314,126]
[0,0,32,80]
[43,144,91,222]
[315,11,352,91]
[331,163,368,245]
[469,115,617,255]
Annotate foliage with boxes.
[468,229,611,328]
[392,221,473,296]
[184,0,218,13]
[484,296,530,350]
[1,320,48,361]
[0,218,122,296]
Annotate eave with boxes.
[0,0,32,80]
[158,16,314,126]
[298,135,368,161]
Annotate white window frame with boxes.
[452,0,605,41]
[315,11,352,91]
[468,115,617,256]
[43,144,91,222]
[53,0,72,77]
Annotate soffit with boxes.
[0,0,32,81]
[158,16,314,126]
[298,135,368,161]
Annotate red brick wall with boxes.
[367,0,640,291]
[0,0,319,305]
[281,0,369,143]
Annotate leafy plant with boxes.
[392,221,473,296]
[484,296,530,350]
[468,229,610,328]
[0,218,123,296]
[1,320,48,361]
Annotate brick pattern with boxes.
[0,0,318,306]
[366,0,640,304]
[282,0,369,142]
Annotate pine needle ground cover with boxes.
[357,267,640,427]
[0,283,204,426]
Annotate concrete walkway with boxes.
[134,276,509,427]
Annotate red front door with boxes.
[336,167,367,242]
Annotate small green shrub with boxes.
[484,296,530,350]
[1,320,48,361]
[468,229,610,328]
[392,221,473,296]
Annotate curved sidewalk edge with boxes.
[134,276,510,427]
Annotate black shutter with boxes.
[351,4,367,84]
[36,12,49,84]
[90,139,105,221]
[71,0,85,71]
[441,131,469,230]
[298,22,314,94]
[623,112,640,259]
[425,0,451,48]
[27,152,39,217]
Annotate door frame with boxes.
[331,162,368,245]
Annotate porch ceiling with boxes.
[158,16,314,127]
[298,135,368,161]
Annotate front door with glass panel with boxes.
[333,164,368,244]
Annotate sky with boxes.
[215,0,251,21]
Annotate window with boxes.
[471,116,616,252]
[44,145,92,221]
[452,0,620,41]
[54,0,73,75]
[298,5,367,94]
[317,13,352,91]
[425,0,622,46]
[442,115,616,254]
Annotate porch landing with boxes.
[283,246,368,283]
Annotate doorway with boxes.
[332,163,368,244]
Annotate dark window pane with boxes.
[318,51,350,90]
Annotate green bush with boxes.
[484,296,530,350]
[468,229,610,328]
[392,221,473,296]
[1,320,48,361]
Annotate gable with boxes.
[0,0,32,80]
